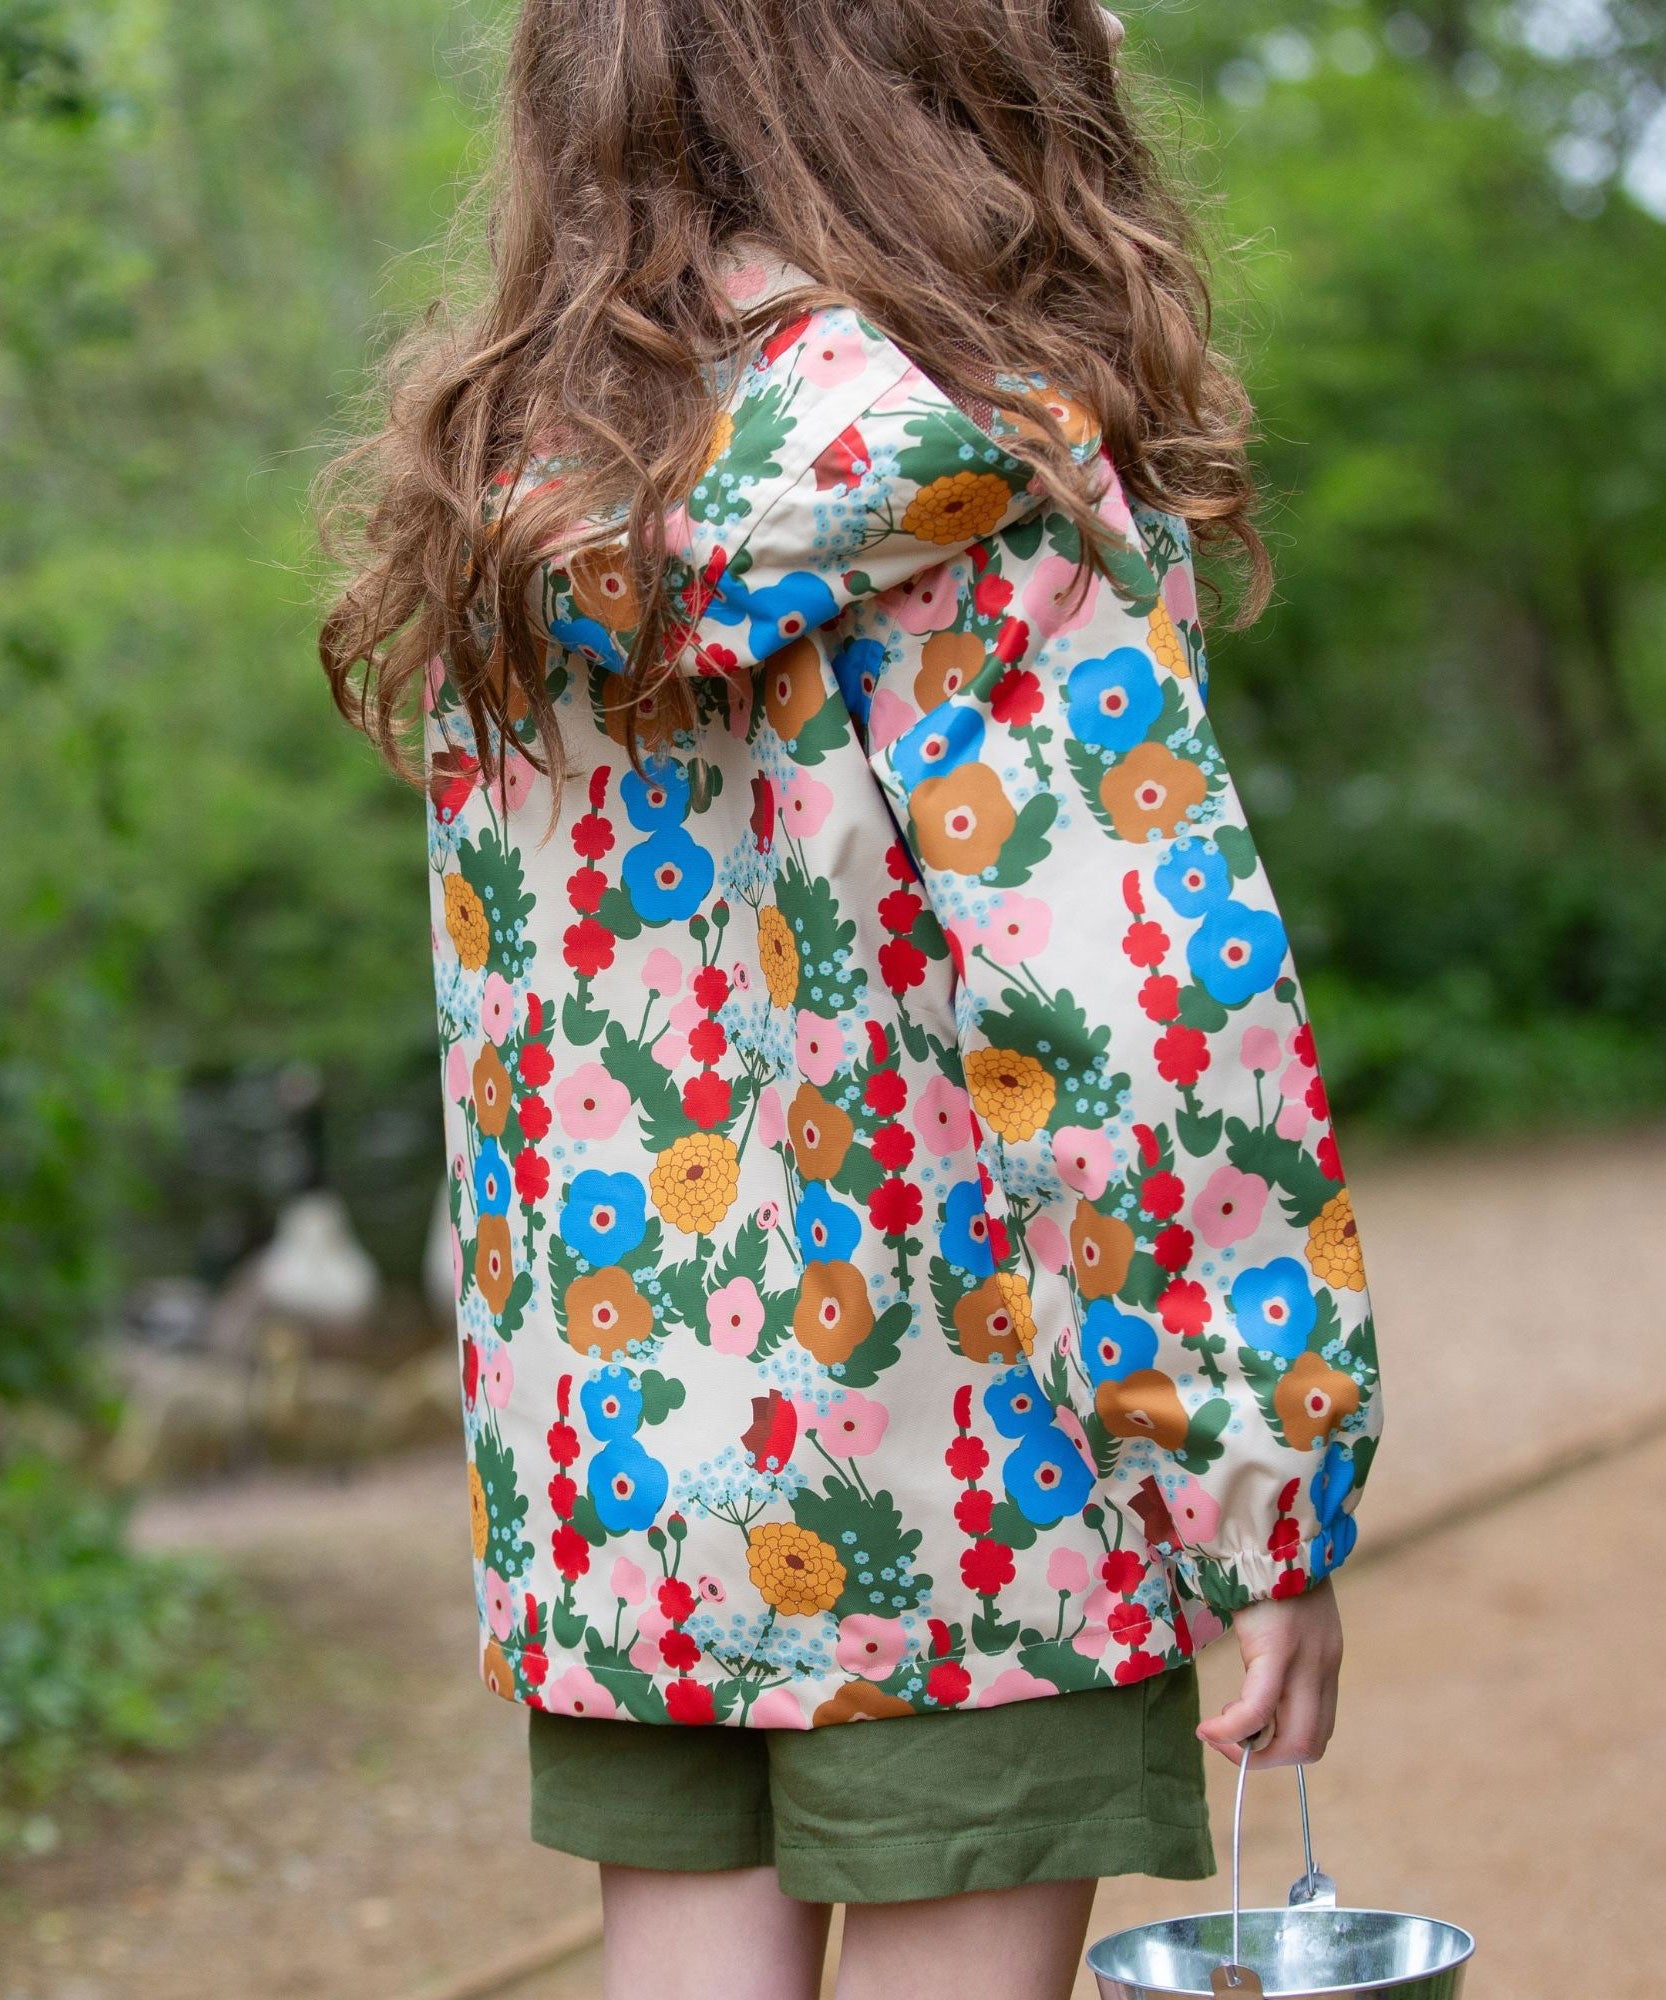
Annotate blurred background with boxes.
[1,1,1662,1995]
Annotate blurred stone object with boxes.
[119,1274,215,1350]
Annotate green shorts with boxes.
[527,1665,1214,1905]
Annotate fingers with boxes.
[1196,1646,1285,1765]
[1195,1587,1345,1766]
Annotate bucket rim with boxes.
[1085,1905,1477,1998]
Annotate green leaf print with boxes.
[473,1427,535,1579]
[1003,515,1046,562]
[562,986,609,1047]
[1223,1116,1338,1230]
[687,380,796,525]
[583,1634,672,1723]
[778,690,851,767]
[776,858,866,1016]
[495,1266,535,1340]
[971,1601,1022,1655]
[1101,542,1162,617]
[1176,1086,1225,1158]
[568,1491,609,1548]
[1237,1346,1292,1447]
[1118,1251,1165,1311]
[983,789,1057,887]
[600,1020,694,1153]
[595,885,644,942]
[1016,1637,1112,1693]
[790,1476,931,1617]
[835,1298,911,1390]
[637,1369,686,1426]
[457,825,536,981]
[1064,734,1118,841]
[1083,1408,1123,1478]
[929,1254,976,1352]
[978,981,1111,1082]
[1170,1395,1233,1475]
[984,1496,1039,1552]
[1214,823,1260,882]
[1176,983,1230,1034]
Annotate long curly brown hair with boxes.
[316,0,1268,817]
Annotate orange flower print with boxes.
[1097,742,1207,843]
[953,1271,1035,1363]
[787,1083,854,1181]
[570,542,640,631]
[910,762,1015,873]
[444,874,491,970]
[763,636,828,742]
[564,1266,653,1358]
[474,1213,515,1314]
[472,1045,512,1137]
[1070,1200,1136,1300]
[915,629,984,710]
[812,1679,915,1725]
[1275,1352,1361,1451]
[1096,1368,1189,1451]
[792,1259,875,1365]
[902,469,1015,544]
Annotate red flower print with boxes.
[514,1148,549,1203]
[571,812,615,862]
[1123,920,1170,969]
[1113,1649,1165,1687]
[741,1390,798,1473]
[692,964,730,1011]
[1122,871,1145,917]
[1154,1224,1194,1273]
[927,1659,972,1706]
[760,310,813,363]
[1293,1022,1316,1067]
[1306,1075,1330,1120]
[884,840,917,884]
[928,1618,954,1658]
[526,993,544,1034]
[1132,1124,1161,1168]
[520,1644,549,1688]
[1272,1568,1310,1601]
[566,865,606,915]
[1139,974,1181,1022]
[974,573,1013,618]
[518,1093,552,1142]
[946,1434,989,1483]
[546,1420,580,1468]
[1100,1550,1147,1595]
[658,1576,697,1623]
[1154,1024,1210,1087]
[812,420,870,491]
[551,1522,591,1580]
[990,668,1044,726]
[461,1337,480,1407]
[547,1473,576,1517]
[961,1539,1016,1597]
[988,1215,1011,1263]
[682,1071,732,1129]
[563,917,615,977]
[520,1042,556,1087]
[1174,1605,1195,1657]
[1268,1516,1302,1561]
[993,615,1031,664]
[1277,1478,1301,1514]
[750,775,775,852]
[1140,1171,1185,1219]
[954,1487,994,1536]
[666,1677,716,1724]
[866,1020,889,1064]
[865,1067,908,1116]
[952,1384,973,1430]
[878,936,928,995]
[587,766,610,813]
[878,887,923,935]
[868,1177,923,1235]
[1158,1278,1211,1338]
[1107,1600,1153,1650]
[687,1016,727,1065]
[871,1121,915,1171]
[660,1628,701,1673]
[1317,1133,1344,1182]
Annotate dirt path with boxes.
[3,1127,1662,2000]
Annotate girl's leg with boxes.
[834,1876,1099,2000]
[600,1861,833,2000]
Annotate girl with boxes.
[319,5,1380,1996]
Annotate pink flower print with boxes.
[978,1667,1055,1707]
[1169,1475,1221,1547]
[723,670,754,740]
[1052,1402,1096,1473]
[480,974,517,1045]
[1028,1214,1070,1274]
[1024,553,1101,637]
[804,1388,889,1457]
[554,1063,630,1140]
[1047,1547,1092,1596]
[641,947,683,996]
[662,501,694,559]
[866,687,916,755]
[1279,1058,1314,1105]
[1240,1025,1282,1074]
[697,1573,726,1605]
[669,994,706,1035]
[973,891,1052,966]
[445,1040,472,1101]
[498,747,539,814]
[1194,1165,1270,1248]
[837,1614,908,1680]
[757,1086,786,1151]
[610,1556,647,1604]
[755,1199,780,1230]
[1163,558,1199,629]
[1053,1125,1114,1200]
[652,1028,689,1069]
[914,1075,973,1156]
[450,1224,464,1301]
[1187,1602,1227,1650]
[781,771,834,841]
[800,328,867,386]
[423,652,446,711]
[750,1687,810,1729]
[1094,463,1137,540]
[1276,1098,1310,1141]
[795,1010,841,1087]
[544,1664,618,1719]
[485,1568,514,1641]
[732,962,752,993]
[628,1605,671,1675]
[482,1343,515,1410]
[707,1276,765,1355]
[720,258,771,303]
[881,561,963,634]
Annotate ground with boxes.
[2,1127,1662,2000]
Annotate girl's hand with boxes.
[1195,1579,1343,1768]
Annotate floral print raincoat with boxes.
[423,246,1382,1729]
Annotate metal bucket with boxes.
[1087,1743,1474,2000]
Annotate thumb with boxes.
[1196,1647,1287,1759]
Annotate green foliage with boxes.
[0,1453,257,1852]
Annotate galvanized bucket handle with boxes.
[1212,1726,1336,1997]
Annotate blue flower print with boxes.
[940,1179,997,1277]
[621,827,715,924]
[1066,648,1163,753]
[1311,1507,1357,1580]
[580,1365,644,1441]
[589,1435,669,1532]
[983,1364,1053,1439]
[1187,900,1288,1006]
[561,1170,648,1265]
[549,613,624,670]
[473,1138,512,1217]
[1311,1439,1355,1528]
[1002,1425,1094,1527]
[795,1183,863,1265]
[620,757,691,832]
[1155,837,1231,919]
[744,570,839,656]
[1230,1256,1318,1359]
[831,637,883,730]
[889,704,987,793]
[1081,1301,1159,1385]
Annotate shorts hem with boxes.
[529,1799,774,1874]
